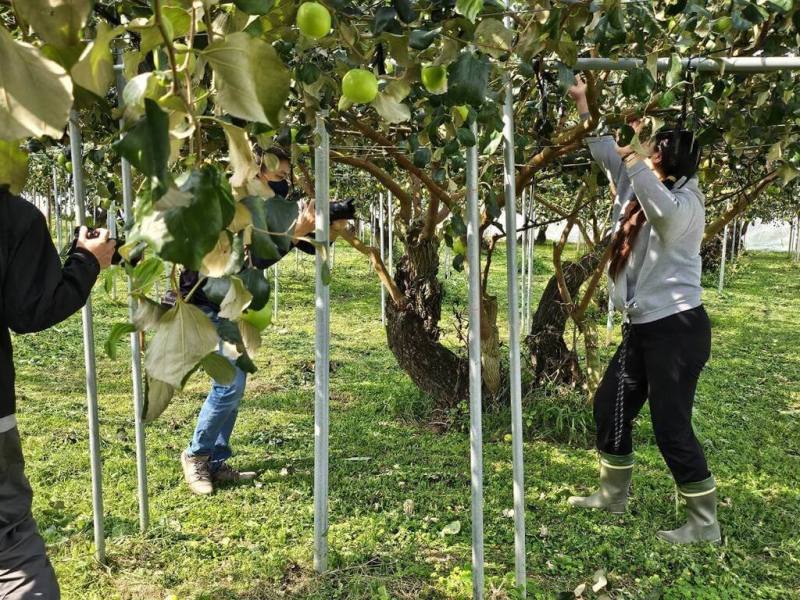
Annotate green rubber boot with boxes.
[568,452,634,514]
[657,476,721,544]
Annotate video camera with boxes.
[330,198,356,223]
[70,227,138,266]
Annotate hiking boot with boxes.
[657,476,721,544]
[211,462,258,483]
[181,450,213,495]
[568,452,634,514]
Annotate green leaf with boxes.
[132,297,166,331]
[373,7,400,35]
[409,29,439,50]
[200,231,243,278]
[456,127,476,147]
[372,93,411,124]
[0,140,28,194]
[131,257,164,293]
[105,322,136,360]
[413,147,431,167]
[264,196,299,254]
[12,0,93,49]
[0,25,73,140]
[445,52,490,108]
[239,268,271,311]
[455,0,483,23]
[393,0,417,23]
[621,68,655,101]
[666,54,683,87]
[204,32,290,127]
[242,196,280,260]
[161,166,237,270]
[113,99,170,185]
[233,0,275,14]
[143,377,175,423]
[218,275,253,320]
[221,122,259,189]
[201,352,236,385]
[144,301,219,389]
[474,18,513,59]
[70,22,122,98]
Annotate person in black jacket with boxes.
[0,188,115,599]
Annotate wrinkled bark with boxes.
[526,248,604,385]
[386,230,468,409]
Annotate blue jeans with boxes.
[186,310,247,471]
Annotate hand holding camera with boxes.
[74,226,116,270]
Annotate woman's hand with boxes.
[567,75,590,115]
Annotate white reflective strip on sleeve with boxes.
[0,414,18,433]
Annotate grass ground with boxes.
[12,243,800,599]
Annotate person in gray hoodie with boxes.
[566,77,720,545]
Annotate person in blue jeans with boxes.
[180,147,319,495]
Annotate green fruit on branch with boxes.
[297,2,332,40]
[241,301,272,331]
[421,65,447,94]
[342,69,379,104]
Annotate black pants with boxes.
[594,305,712,484]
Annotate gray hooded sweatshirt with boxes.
[586,135,705,325]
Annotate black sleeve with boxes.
[251,237,318,269]
[4,209,100,334]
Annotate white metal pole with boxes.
[68,111,106,563]
[379,192,386,325]
[571,56,800,73]
[273,263,279,321]
[107,203,117,300]
[524,186,535,334]
[519,188,527,328]
[794,215,800,262]
[313,112,331,573]
[52,166,62,248]
[115,58,150,533]
[501,62,527,595]
[388,191,394,276]
[465,121,485,600]
[718,220,729,294]
[731,219,738,262]
[606,294,615,345]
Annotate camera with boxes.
[70,227,134,266]
[330,198,356,222]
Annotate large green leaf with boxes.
[409,29,439,50]
[264,196,299,255]
[143,377,175,423]
[221,122,259,189]
[104,322,136,360]
[204,32,290,127]
[218,275,253,320]
[201,352,236,385]
[445,52,490,107]
[0,25,73,140]
[474,18,513,59]
[239,268,271,311]
[242,196,280,260]
[113,99,170,185]
[70,22,123,98]
[13,0,93,49]
[144,301,219,389]
[0,140,28,194]
[160,165,237,270]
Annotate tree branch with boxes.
[703,170,779,242]
[336,228,406,307]
[330,152,414,218]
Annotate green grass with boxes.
[12,243,800,599]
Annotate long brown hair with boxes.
[607,129,701,280]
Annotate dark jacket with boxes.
[0,189,100,426]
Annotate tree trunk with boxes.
[386,230,468,410]
[525,247,604,386]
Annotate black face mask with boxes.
[268,179,290,198]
